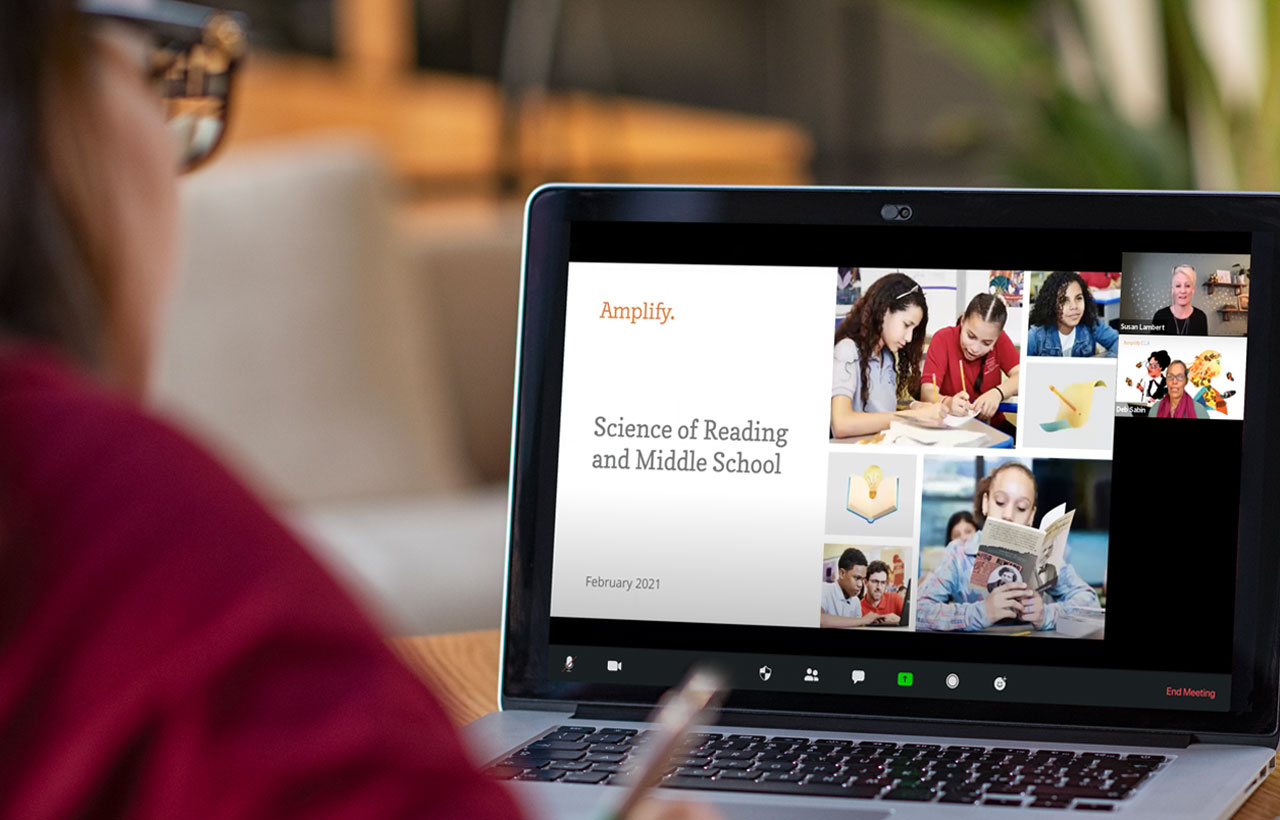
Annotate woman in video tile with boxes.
[1151,264,1209,336]
[830,272,946,437]
[1026,271,1119,357]
[1148,359,1208,419]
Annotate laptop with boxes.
[465,186,1280,819]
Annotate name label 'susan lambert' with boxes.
[599,301,674,324]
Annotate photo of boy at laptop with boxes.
[916,459,1106,636]
[819,547,911,628]
[830,269,1021,448]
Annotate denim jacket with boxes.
[1026,319,1118,357]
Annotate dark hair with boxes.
[1028,271,1098,331]
[866,560,891,581]
[834,272,928,407]
[1148,350,1171,369]
[959,292,1007,330]
[0,0,107,365]
[973,461,1037,527]
[837,547,868,572]
[945,510,977,543]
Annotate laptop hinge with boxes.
[571,705,1194,749]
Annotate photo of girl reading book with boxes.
[917,461,1101,634]
[830,272,945,438]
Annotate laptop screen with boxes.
[505,188,1280,738]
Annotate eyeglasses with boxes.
[79,0,249,172]
[1167,372,1188,383]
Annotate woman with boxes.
[830,272,945,438]
[916,462,1099,632]
[1026,271,1118,357]
[1138,349,1170,405]
[920,292,1020,433]
[1148,359,1208,419]
[0,4,703,819]
[1152,264,1209,336]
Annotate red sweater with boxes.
[0,348,521,820]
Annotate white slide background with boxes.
[550,262,832,627]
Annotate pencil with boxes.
[931,373,938,402]
[958,361,966,395]
[1049,385,1079,414]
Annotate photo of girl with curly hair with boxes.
[1026,271,1119,357]
[830,272,945,438]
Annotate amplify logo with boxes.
[599,301,674,325]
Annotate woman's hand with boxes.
[949,391,973,417]
[971,389,1002,420]
[983,583,1028,624]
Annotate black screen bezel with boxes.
[500,186,1280,740]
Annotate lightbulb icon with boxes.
[864,465,883,499]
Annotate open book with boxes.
[969,503,1074,594]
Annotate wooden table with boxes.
[390,629,1280,818]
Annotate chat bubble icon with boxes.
[851,669,866,684]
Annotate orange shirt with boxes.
[862,591,904,617]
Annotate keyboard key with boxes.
[520,749,586,761]
[584,753,626,764]
[557,725,596,733]
[543,731,586,742]
[591,744,631,754]
[715,769,761,781]
[883,787,936,801]
[548,760,592,772]
[675,757,712,768]
[528,740,589,751]
[563,771,611,785]
[1075,804,1117,812]
[515,768,565,782]
[1030,799,1071,809]
[728,734,766,742]
[674,767,716,778]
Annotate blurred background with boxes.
[155,0,1272,636]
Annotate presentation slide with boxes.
[550,263,833,628]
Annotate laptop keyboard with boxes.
[486,726,1170,810]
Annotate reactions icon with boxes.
[758,665,772,682]
[993,676,1007,692]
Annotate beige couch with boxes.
[152,135,523,635]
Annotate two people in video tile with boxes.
[830,274,1022,437]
